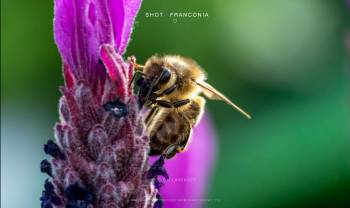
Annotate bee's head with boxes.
[137,56,176,106]
[143,56,174,88]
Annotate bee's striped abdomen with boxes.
[148,97,205,157]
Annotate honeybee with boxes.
[132,55,251,159]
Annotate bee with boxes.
[132,55,251,159]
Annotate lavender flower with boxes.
[150,114,217,208]
[39,0,163,207]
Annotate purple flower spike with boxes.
[44,46,157,207]
[42,0,160,207]
[150,114,217,208]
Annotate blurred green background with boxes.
[2,0,350,207]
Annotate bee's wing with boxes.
[196,81,252,119]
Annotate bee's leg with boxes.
[162,144,178,159]
[154,100,173,108]
[172,99,190,108]
[146,84,177,104]
[160,84,177,96]
[154,99,190,108]
[145,107,159,126]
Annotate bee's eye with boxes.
[158,68,171,84]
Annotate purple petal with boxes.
[54,0,97,79]
[54,0,142,80]
[150,113,217,208]
[100,44,127,100]
[117,0,142,54]
[108,0,125,52]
